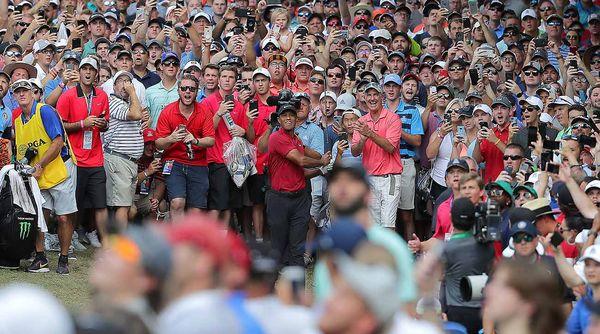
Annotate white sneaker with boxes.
[71,232,87,251]
[86,231,102,248]
[44,234,60,252]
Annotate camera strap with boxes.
[449,231,471,240]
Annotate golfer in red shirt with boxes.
[265,92,331,267]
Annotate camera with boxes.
[267,89,301,115]
[460,274,489,301]
[473,199,502,243]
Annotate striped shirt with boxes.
[394,101,424,158]
[104,95,144,159]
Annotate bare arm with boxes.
[338,0,351,26]
[304,147,322,159]
[125,86,143,121]
[553,245,585,288]
[565,175,598,219]
[38,136,63,168]
[401,130,422,146]
[351,136,367,156]
[257,126,273,153]
[286,149,326,168]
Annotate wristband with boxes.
[494,138,501,146]
[35,163,43,170]
[143,170,149,178]
[80,120,84,129]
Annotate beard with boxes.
[332,195,368,217]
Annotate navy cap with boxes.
[311,217,367,254]
[451,197,476,224]
[330,159,369,185]
[446,158,469,173]
[508,207,536,225]
[491,95,512,108]
[510,220,539,237]
[161,51,179,62]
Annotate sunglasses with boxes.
[439,93,451,99]
[179,86,197,92]
[355,24,369,29]
[310,77,324,84]
[298,12,310,17]
[484,69,498,75]
[163,60,180,67]
[355,10,369,15]
[4,51,21,57]
[572,77,587,83]
[524,106,540,112]
[133,49,147,54]
[504,31,518,37]
[503,155,522,160]
[563,13,578,19]
[41,49,55,55]
[449,66,464,71]
[516,192,534,200]
[566,35,579,40]
[523,70,539,76]
[325,2,337,7]
[328,73,343,78]
[17,22,27,26]
[572,123,591,129]
[488,189,505,197]
[592,60,600,65]
[562,134,579,140]
[513,233,534,243]
[489,6,502,12]
[263,46,278,52]
[539,6,554,12]
[270,62,286,68]
[327,21,341,27]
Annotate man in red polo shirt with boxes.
[350,82,403,230]
[200,65,252,223]
[246,67,275,242]
[473,95,519,183]
[155,74,215,217]
[56,57,109,245]
[265,92,331,266]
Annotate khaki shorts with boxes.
[41,159,78,216]
[369,174,401,228]
[105,153,137,207]
[398,158,416,210]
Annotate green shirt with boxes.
[146,81,179,129]
[314,224,417,303]
[82,40,95,58]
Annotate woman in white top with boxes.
[426,99,467,198]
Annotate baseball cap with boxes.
[446,158,469,173]
[118,225,172,282]
[89,13,106,23]
[509,220,539,237]
[29,78,42,90]
[465,91,483,101]
[79,57,98,70]
[104,11,119,22]
[383,73,401,86]
[549,96,574,107]
[519,95,543,110]
[364,82,382,93]
[508,207,537,224]
[161,51,179,62]
[589,13,599,24]
[486,181,514,199]
[252,67,271,79]
[451,197,476,225]
[267,54,288,66]
[521,8,537,20]
[571,116,590,127]
[261,37,280,49]
[320,91,337,101]
[419,53,436,63]
[547,14,563,24]
[33,40,55,53]
[192,11,211,22]
[402,73,419,84]
[294,57,314,70]
[330,159,369,185]
[143,128,157,143]
[523,61,542,72]
[513,185,538,198]
[585,180,600,193]
[294,92,310,101]
[10,79,32,92]
[112,70,134,81]
[94,37,111,48]
[165,213,229,267]
[312,217,367,254]
[369,29,392,40]
[342,108,362,119]
[336,93,356,111]
[109,43,124,53]
[117,49,133,59]
[531,49,548,60]
[491,95,512,108]
[352,15,369,26]
[131,41,148,52]
[387,51,405,60]
[581,245,600,264]
[62,50,80,62]
[182,60,202,72]
[115,33,132,43]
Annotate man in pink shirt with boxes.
[351,82,403,229]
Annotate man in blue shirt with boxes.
[384,73,424,238]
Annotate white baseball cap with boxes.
[368,29,392,40]
[336,93,356,111]
[585,180,600,193]
[294,57,314,69]
[521,8,537,20]
[252,67,271,79]
[79,57,98,70]
[342,108,362,119]
[183,60,202,72]
[581,245,600,264]
[474,103,492,116]
[519,95,543,111]
[33,40,55,53]
[320,91,337,102]
[260,38,280,49]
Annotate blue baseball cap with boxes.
[310,217,367,255]
[383,73,401,86]
[510,220,539,237]
[161,51,179,63]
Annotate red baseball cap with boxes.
[352,15,370,26]
[164,213,228,267]
[372,8,390,19]
[225,232,251,273]
[143,128,157,143]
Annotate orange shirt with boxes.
[351,108,403,176]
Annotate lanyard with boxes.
[450,231,472,240]
[84,88,94,116]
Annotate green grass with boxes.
[0,249,95,310]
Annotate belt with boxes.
[374,173,401,178]
[401,155,413,159]
[269,188,305,198]
[105,148,138,163]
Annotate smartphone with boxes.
[204,26,213,40]
[455,32,464,42]
[505,71,514,82]
[444,112,452,123]
[538,122,547,139]
[348,66,356,81]
[439,69,449,78]
[225,94,234,103]
[177,124,186,131]
[527,126,537,144]
[65,5,75,15]
[176,0,185,8]
[153,150,163,159]
[246,18,256,32]
[72,38,81,49]
[429,86,437,95]
[37,9,46,20]
[50,27,59,34]
[136,7,144,18]
[534,38,547,48]
[469,69,479,85]
[295,25,308,38]
[339,132,348,142]
[463,17,471,29]
[333,115,342,124]
[550,232,564,247]
[240,84,250,91]
[569,59,577,68]
[541,151,552,168]
[339,27,349,39]
[510,117,518,126]
[249,100,258,113]
[235,8,252,18]
[580,135,597,147]
[543,140,560,150]
[479,121,488,129]
[164,21,173,28]
[232,26,244,35]
[272,24,280,35]
[569,46,578,54]
[468,0,478,15]
[519,160,531,174]
[77,19,87,27]
[457,125,466,139]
